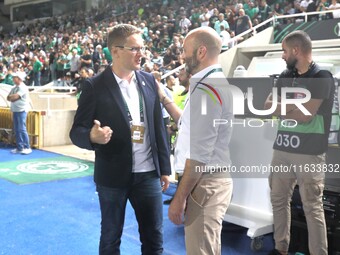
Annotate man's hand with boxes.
[161,175,170,192]
[168,196,186,225]
[90,120,113,144]
[168,159,204,225]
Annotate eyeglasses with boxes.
[115,46,146,53]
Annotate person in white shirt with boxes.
[199,6,211,27]
[69,24,171,255]
[220,24,231,51]
[179,14,192,35]
[7,72,32,155]
[69,49,81,79]
[158,26,233,255]
[327,0,340,18]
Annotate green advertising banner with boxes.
[274,18,340,43]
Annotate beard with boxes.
[184,49,199,75]
[286,57,297,71]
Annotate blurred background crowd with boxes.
[0,0,339,86]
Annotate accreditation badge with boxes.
[131,124,145,144]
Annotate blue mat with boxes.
[0,146,274,254]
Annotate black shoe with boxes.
[163,198,173,205]
[268,249,283,255]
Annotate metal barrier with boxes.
[38,94,73,116]
[0,107,12,129]
[0,107,43,148]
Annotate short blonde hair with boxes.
[107,24,141,53]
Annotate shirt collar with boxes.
[112,71,136,86]
[191,64,222,79]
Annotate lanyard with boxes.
[190,68,223,96]
[180,67,223,124]
[122,85,144,123]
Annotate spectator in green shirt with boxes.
[4,69,14,86]
[103,46,112,64]
[33,55,43,86]
[246,2,259,21]
[0,73,5,83]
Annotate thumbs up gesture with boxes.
[90,120,113,144]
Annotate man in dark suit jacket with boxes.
[69,24,171,255]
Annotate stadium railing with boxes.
[161,9,339,80]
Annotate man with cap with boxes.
[7,72,32,154]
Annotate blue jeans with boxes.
[13,111,30,151]
[34,71,41,86]
[96,170,163,255]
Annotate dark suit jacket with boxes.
[69,66,171,188]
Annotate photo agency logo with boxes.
[199,80,312,128]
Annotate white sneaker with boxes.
[11,148,23,154]
[21,148,32,155]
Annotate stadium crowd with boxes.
[0,0,339,86]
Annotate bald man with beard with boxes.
[159,26,234,255]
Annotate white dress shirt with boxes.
[114,72,155,173]
[174,64,234,172]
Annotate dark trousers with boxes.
[96,170,163,255]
